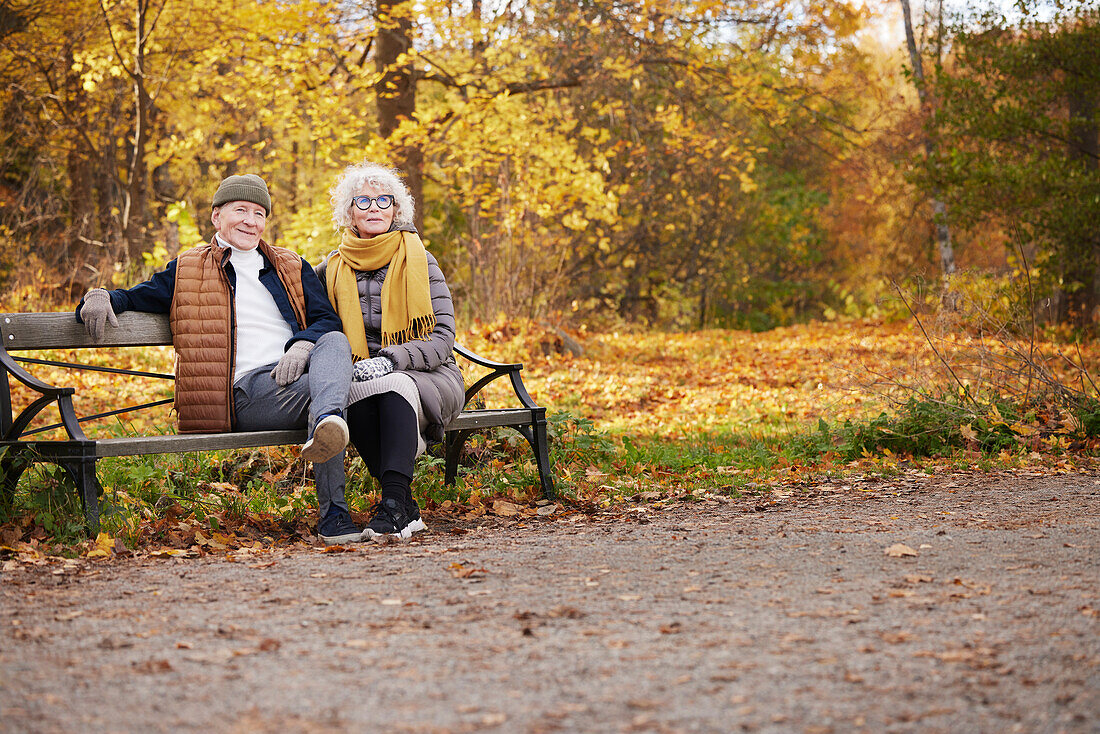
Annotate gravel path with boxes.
[2,471,1099,733]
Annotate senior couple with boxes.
[76,164,463,544]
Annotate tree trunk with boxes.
[64,42,93,273]
[1064,84,1099,326]
[122,0,152,264]
[374,0,423,230]
[899,0,957,282]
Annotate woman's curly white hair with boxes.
[329,161,415,230]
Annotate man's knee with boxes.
[313,331,352,361]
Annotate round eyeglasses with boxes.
[352,194,394,210]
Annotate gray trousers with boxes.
[233,331,352,517]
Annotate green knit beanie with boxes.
[211,173,271,215]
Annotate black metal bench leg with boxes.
[444,429,475,485]
[0,451,28,515]
[531,414,556,501]
[509,422,556,502]
[61,457,102,535]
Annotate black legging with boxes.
[346,391,418,486]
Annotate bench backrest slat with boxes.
[0,312,173,350]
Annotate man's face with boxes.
[211,200,267,250]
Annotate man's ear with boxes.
[211,206,220,228]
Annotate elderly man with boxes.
[77,174,362,544]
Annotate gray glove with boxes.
[352,355,395,382]
[79,288,118,342]
[271,340,314,386]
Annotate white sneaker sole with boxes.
[363,518,426,543]
[301,416,349,463]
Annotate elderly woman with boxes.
[317,162,464,540]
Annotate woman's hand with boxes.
[353,355,395,382]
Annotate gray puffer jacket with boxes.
[315,249,465,443]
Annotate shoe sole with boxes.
[363,519,426,543]
[301,417,349,463]
[320,531,363,545]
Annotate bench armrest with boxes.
[454,342,540,410]
[454,343,523,372]
[0,346,72,396]
[0,345,82,441]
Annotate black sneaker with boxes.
[318,507,363,545]
[405,497,426,536]
[364,497,421,541]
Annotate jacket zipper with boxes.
[221,248,238,428]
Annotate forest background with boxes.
[0,0,1099,547]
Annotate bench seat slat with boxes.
[93,409,544,457]
[448,408,542,430]
[95,430,307,457]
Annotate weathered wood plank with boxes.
[449,408,539,430]
[92,411,537,458]
[1,312,172,350]
[95,429,306,457]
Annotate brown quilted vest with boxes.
[170,238,308,433]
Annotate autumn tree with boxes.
[0,0,905,331]
[0,0,109,276]
[0,0,359,279]
[926,4,1100,326]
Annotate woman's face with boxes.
[351,183,396,236]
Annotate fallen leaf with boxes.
[449,562,487,579]
[885,544,918,557]
[86,532,115,559]
[952,578,992,595]
[627,699,661,710]
[257,638,280,652]
[491,500,522,517]
[150,549,191,558]
[132,659,173,674]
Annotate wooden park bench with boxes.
[0,311,554,532]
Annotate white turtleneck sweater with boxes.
[215,236,294,384]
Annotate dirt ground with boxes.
[2,470,1098,734]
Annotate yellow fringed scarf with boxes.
[325,228,435,360]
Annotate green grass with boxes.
[4,398,1100,548]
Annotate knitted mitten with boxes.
[352,356,396,382]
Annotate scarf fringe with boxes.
[382,313,436,348]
